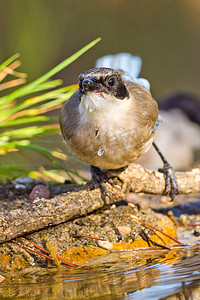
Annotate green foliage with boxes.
[0,38,101,182]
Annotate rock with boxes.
[29,185,51,200]
[15,177,34,184]
[97,240,113,250]
[117,225,132,235]
[15,184,26,189]
[180,214,189,225]
[110,204,116,209]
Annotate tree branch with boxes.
[0,164,199,244]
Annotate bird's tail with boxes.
[95,53,150,90]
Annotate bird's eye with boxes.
[108,77,115,86]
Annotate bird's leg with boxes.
[90,166,115,201]
[153,142,179,200]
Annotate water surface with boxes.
[1,245,200,299]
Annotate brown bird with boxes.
[59,54,179,199]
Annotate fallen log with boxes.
[0,164,199,244]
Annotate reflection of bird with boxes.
[60,53,179,199]
[137,93,200,170]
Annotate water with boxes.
[1,245,200,299]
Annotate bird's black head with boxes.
[79,68,129,100]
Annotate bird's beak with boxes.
[81,77,100,92]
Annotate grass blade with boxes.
[0,53,20,72]
[0,38,101,105]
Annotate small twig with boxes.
[22,237,78,267]
[123,214,185,246]
[10,240,55,262]
[140,229,171,250]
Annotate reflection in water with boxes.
[0,246,200,299]
[126,250,200,300]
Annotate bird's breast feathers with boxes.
[79,91,131,129]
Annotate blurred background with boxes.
[1,0,200,175]
[1,0,200,97]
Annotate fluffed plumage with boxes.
[59,63,159,169]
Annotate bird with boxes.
[59,53,179,200]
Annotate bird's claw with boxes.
[159,162,179,201]
[90,166,114,201]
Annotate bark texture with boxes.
[0,163,199,244]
